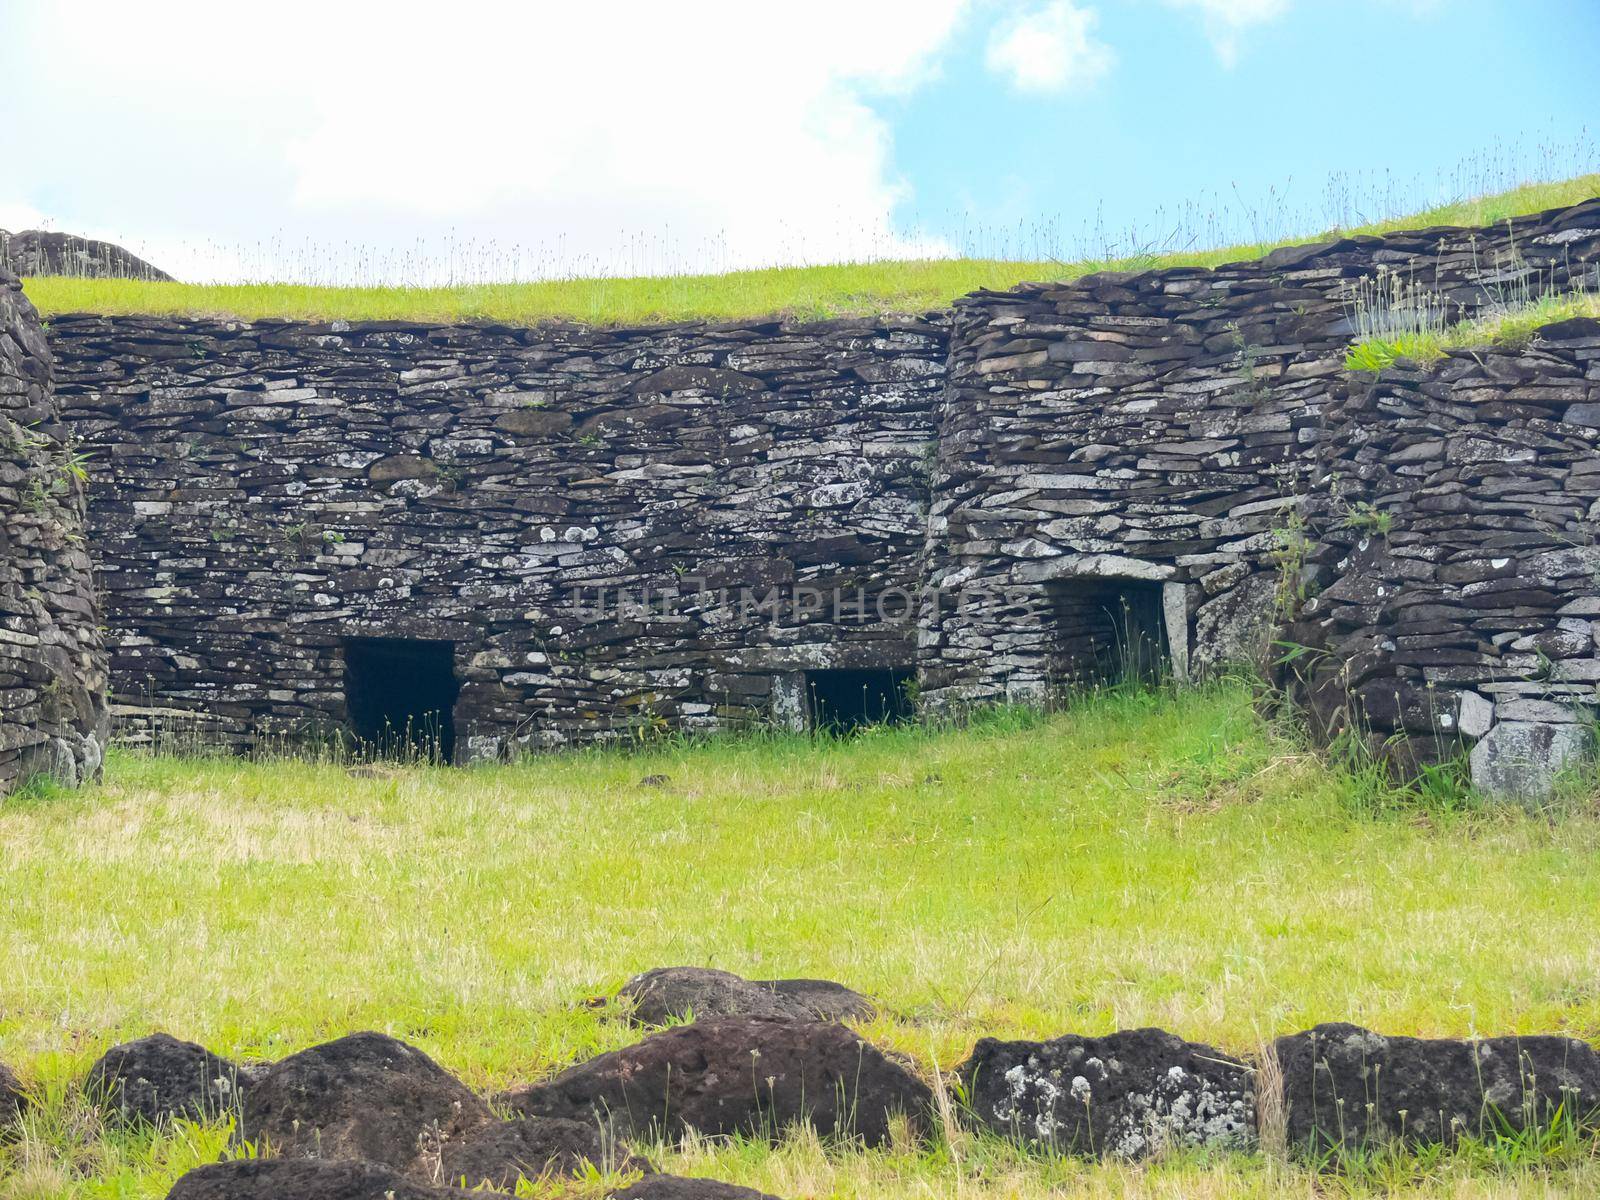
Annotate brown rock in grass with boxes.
[1274,1023,1600,1151]
[619,966,874,1026]
[86,1033,252,1126]
[166,1158,499,1200]
[609,1175,785,1200]
[429,1115,652,1190]
[238,1032,490,1171]
[503,1015,929,1146]
[0,1060,26,1131]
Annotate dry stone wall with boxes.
[0,266,107,792]
[48,315,942,759]
[922,200,1600,726]
[32,196,1600,793]
[1280,320,1600,794]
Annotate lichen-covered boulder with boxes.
[503,1016,929,1146]
[610,1176,784,1200]
[1274,1023,1600,1151]
[428,1115,651,1190]
[238,1032,490,1170]
[618,967,874,1026]
[87,1033,253,1126]
[1468,721,1592,799]
[165,1158,500,1200]
[958,1028,1255,1159]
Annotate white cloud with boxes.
[0,201,47,234]
[0,0,969,282]
[1163,0,1289,67]
[984,1,1114,94]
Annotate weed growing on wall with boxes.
[1270,505,1312,619]
[1345,221,1600,370]
[1341,501,1394,538]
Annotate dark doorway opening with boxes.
[1046,578,1168,688]
[343,637,460,763]
[805,668,914,733]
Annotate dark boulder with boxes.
[1274,1023,1600,1151]
[610,1176,784,1200]
[754,978,875,1023]
[1,1060,26,1130]
[619,968,794,1024]
[238,1032,490,1170]
[166,1158,498,1200]
[619,967,874,1026]
[503,1016,930,1146]
[0,229,172,281]
[86,1033,251,1126]
[958,1028,1255,1159]
[430,1115,651,1190]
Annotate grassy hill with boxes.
[4,683,1600,1197]
[21,175,1600,329]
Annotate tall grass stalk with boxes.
[22,170,1600,328]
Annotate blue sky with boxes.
[888,0,1600,257]
[0,0,1595,282]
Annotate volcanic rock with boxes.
[238,1032,489,1170]
[1274,1023,1600,1150]
[958,1027,1255,1158]
[86,1033,252,1125]
[504,1016,929,1146]
[165,1158,498,1200]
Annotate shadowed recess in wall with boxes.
[1046,579,1169,688]
[343,637,460,763]
[805,668,914,733]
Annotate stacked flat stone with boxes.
[49,316,942,758]
[37,197,1600,794]
[923,200,1600,717]
[0,265,107,793]
[1281,320,1600,793]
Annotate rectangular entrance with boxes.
[1046,578,1169,688]
[343,637,460,763]
[804,668,913,732]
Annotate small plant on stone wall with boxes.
[1346,236,1599,370]
[61,450,91,483]
[1228,324,1270,405]
[1271,505,1313,618]
[1342,261,1452,370]
[1341,501,1394,538]
[209,513,241,543]
[1,420,49,460]
[21,475,71,513]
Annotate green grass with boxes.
[22,175,1600,328]
[5,682,1600,1197]
[1347,290,1600,372]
